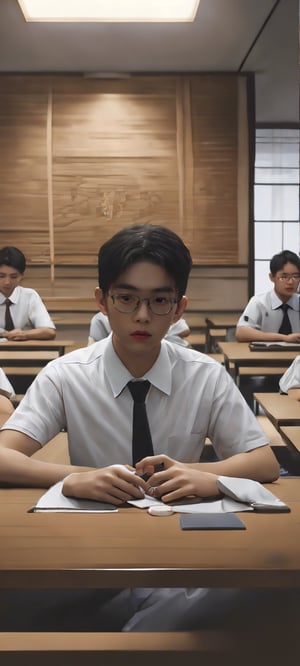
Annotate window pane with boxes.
[254,129,299,296]
[255,185,299,220]
[256,129,300,169]
[255,167,298,184]
[255,222,282,258]
[283,222,300,252]
[255,260,271,293]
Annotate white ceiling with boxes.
[0,0,298,124]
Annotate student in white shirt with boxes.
[235,250,300,406]
[0,246,56,341]
[236,250,300,343]
[0,224,279,632]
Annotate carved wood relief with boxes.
[0,74,251,283]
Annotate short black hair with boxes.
[98,224,192,298]
[270,250,300,275]
[0,246,26,273]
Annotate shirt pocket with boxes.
[165,434,204,462]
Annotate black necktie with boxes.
[127,380,154,466]
[4,298,14,331]
[278,303,292,335]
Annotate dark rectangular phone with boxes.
[180,513,246,530]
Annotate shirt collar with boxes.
[0,286,20,306]
[103,336,172,397]
[271,290,299,311]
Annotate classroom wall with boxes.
[0,73,252,310]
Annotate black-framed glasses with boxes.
[277,273,300,282]
[109,293,179,315]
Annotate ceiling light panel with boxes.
[18,0,200,22]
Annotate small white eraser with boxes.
[148,505,174,516]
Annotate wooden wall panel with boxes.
[190,76,239,262]
[0,74,251,291]
[51,79,180,263]
[0,88,50,264]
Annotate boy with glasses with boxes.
[0,224,279,631]
[236,250,300,343]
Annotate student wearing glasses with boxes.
[0,224,279,632]
[236,250,300,343]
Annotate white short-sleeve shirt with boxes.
[0,286,55,331]
[1,337,268,467]
[89,312,111,343]
[0,367,15,398]
[279,355,300,393]
[236,289,300,333]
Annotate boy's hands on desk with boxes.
[62,465,148,505]
[136,454,220,503]
[284,333,300,343]
[3,328,28,340]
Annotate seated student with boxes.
[0,224,279,632]
[236,250,300,343]
[235,250,300,408]
[0,246,56,341]
[279,355,300,399]
[88,311,191,346]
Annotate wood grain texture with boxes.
[0,74,250,285]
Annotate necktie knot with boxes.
[5,298,12,306]
[280,303,290,313]
[127,380,151,404]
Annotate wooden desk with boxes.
[0,480,299,664]
[205,314,239,328]
[0,342,76,395]
[188,332,205,350]
[0,479,299,590]
[0,339,76,355]
[0,351,58,363]
[254,392,300,428]
[219,342,298,382]
[278,426,300,454]
[205,315,239,352]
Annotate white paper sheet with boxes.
[29,480,118,513]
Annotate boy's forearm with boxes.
[190,446,280,483]
[236,326,289,342]
[0,448,91,488]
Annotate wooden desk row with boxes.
[219,342,298,383]
[1,480,299,589]
[205,314,239,352]
[254,392,300,461]
[0,339,79,396]
[0,339,77,355]
[0,479,299,664]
